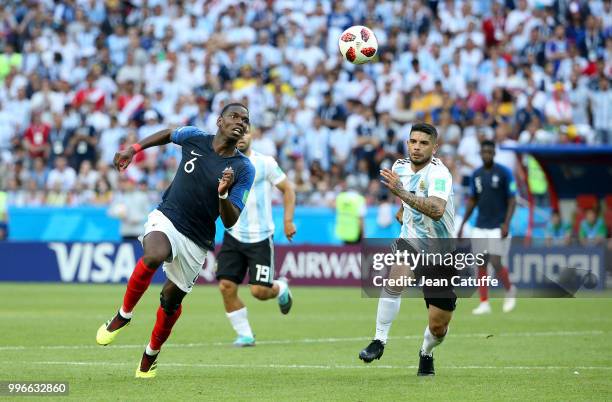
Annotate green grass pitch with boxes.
[1,283,611,401]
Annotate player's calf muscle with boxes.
[219,279,238,297]
[250,285,275,300]
[428,322,448,338]
[428,308,452,337]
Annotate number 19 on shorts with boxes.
[255,264,271,283]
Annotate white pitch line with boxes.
[13,361,612,371]
[0,330,604,352]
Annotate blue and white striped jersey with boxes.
[392,157,455,240]
[227,150,286,243]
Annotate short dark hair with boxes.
[480,139,496,149]
[220,102,249,116]
[410,123,438,141]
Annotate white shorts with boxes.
[470,227,511,257]
[141,209,207,293]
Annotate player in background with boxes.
[216,131,296,346]
[96,103,255,378]
[458,140,517,315]
[359,123,456,376]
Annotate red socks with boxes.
[479,266,512,302]
[121,257,183,353]
[122,258,157,313]
[497,267,512,291]
[478,266,489,302]
[149,305,182,351]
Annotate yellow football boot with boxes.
[96,314,130,346]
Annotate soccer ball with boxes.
[338,25,378,64]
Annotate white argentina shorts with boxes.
[140,209,208,293]
[470,227,511,257]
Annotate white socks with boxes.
[226,307,254,338]
[421,325,446,355]
[274,280,287,298]
[119,307,132,319]
[145,344,159,356]
[374,290,402,343]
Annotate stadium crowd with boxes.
[0,0,611,235]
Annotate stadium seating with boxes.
[0,0,610,241]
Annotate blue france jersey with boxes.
[471,163,516,229]
[157,126,255,250]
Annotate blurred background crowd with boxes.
[0,0,611,240]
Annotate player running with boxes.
[458,140,517,315]
[216,131,296,347]
[359,123,456,376]
[95,103,255,378]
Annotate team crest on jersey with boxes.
[492,175,499,188]
[475,177,482,193]
[419,180,426,191]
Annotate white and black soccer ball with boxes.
[338,25,378,65]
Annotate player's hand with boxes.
[284,220,297,241]
[113,147,135,171]
[218,166,234,196]
[380,168,403,196]
[500,223,509,238]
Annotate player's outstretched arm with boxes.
[276,179,297,241]
[380,168,446,221]
[113,128,172,171]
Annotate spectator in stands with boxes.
[545,82,573,126]
[354,105,379,177]
[23,110,50,161]
[305,115,330,171]
[318,91,346,129]
[46,181,69,206]
[67,124,97,170]
[76,160,99,190]
[47,112,72,166]
[494,123,519,173]
[465,80,488,115]
[545,210,572,246]
[99,115,126,166]
[0,98,16,161]
[589,75,612,144]
[519,117,555,144]
[46,156,76,191]
[579,208,608,246]
[0,0,609,213]
[30,157,48,190]
[108,176,150,240]
[21,178,44,207]
[457,126,485,193]
[286,157,312,205]
[91,176,113,206]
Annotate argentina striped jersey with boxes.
[392,157,455,240]
[227,150,286,243]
